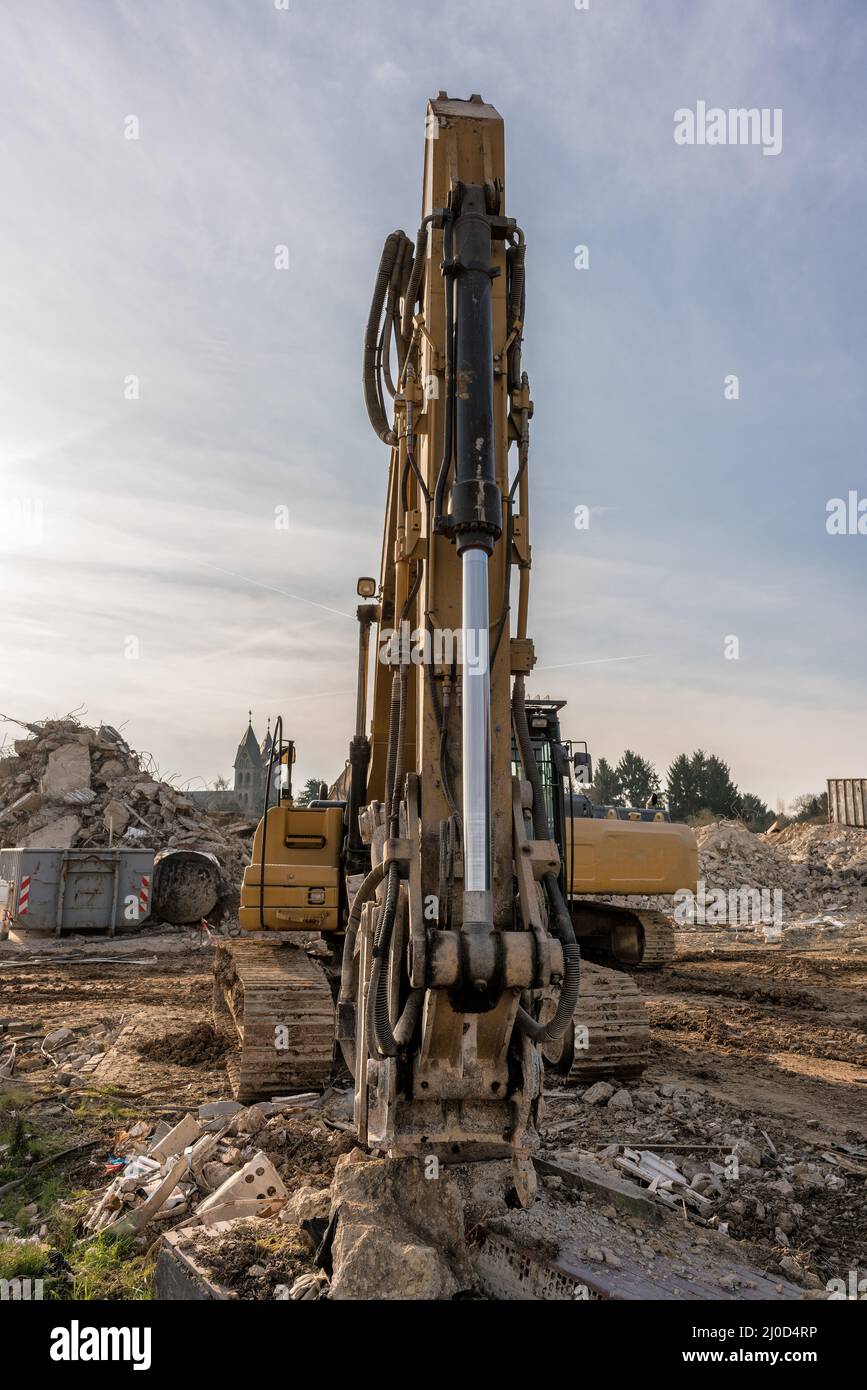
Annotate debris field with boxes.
[1,718,865,1300]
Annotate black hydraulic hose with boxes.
[513,674,549,842]
[338,859,388,1004]
[382,234,411,400]
[400,216,434,370]
[365,634,411,1058]
[507,230,526,333]
[364,231,403,445]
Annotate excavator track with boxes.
[570,902,676,970]
[541,961,650,1083]
[213,938,335,1102]
[622,910,675,969]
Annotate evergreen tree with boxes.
[296,777,327,806]
[616,749,661,807]
[700,754,740,818]
[666,752,698,821]
[739,792,774,831]
[589,756,623,806]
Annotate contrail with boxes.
[200,561,356,621]
[535,653,650,672]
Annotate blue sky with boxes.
[1,0,864,807]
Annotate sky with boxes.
[0,0,865,809]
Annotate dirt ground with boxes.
[644,945,867,1148]
[2,925,865,1297]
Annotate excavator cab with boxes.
[515,699,697,968]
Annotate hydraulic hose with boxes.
[364,230,403,445]
[338,859,388,1004]
[400,216,434,371]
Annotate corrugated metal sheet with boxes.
[827,779,867,828]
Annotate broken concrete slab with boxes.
[280,1185,331,1226]
[149,1113,202,1162]
[22,815,81,850]
[103,799,130,836]
[154,1230,236,1300]
[328,1152,471,1300]
[197,1152,287,1217]
[0,790,45,821]
[40,742,91,799]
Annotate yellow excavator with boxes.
[214,93,696,1199]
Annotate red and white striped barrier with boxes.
[138,874,150,919]
[17,875,31,917]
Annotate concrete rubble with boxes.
[596,818,867,947]
[0,1014,120,1085]
[0,715,256,923]
[536,1076,867,1291]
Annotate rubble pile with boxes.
[0,1016,120,1086]
[538,1077,867,1288]
[694,821,867,918]
[80,1089,355,1244]
[602,820,867,937]
[0,717,253,915]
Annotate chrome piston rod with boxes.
[461,546,492,924]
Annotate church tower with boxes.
[233,712,264,813]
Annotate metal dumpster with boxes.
[827,779,867,829]
[0,848,154,937]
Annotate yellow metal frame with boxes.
[239,805,344,932]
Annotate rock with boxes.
[201,1162,233,1190]
[780,1255,807,1285]
[280,1185,331,1226]
[103,799,130,835]
[44,1027,74,1049]
[328,1153,469,1301]
[634,1089,658,1108]
[98,759,126,782]
[40,743,91,798]
[0,790,45,819]
[607,1088,633,1111]
[582,1082,615,1106]
[726,1137,762,1168]
[23,815,81,850]
[602,1249,622,1267]
[246,1264,266,1278]
[198,1100,244,1122]
[228,1105,268,1137]
[585,1245,604,1262]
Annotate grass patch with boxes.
[71,1090,138,1124]
[71,1232,153,1301]
[0,1237,51,1280]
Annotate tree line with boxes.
[588,749,812,830]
